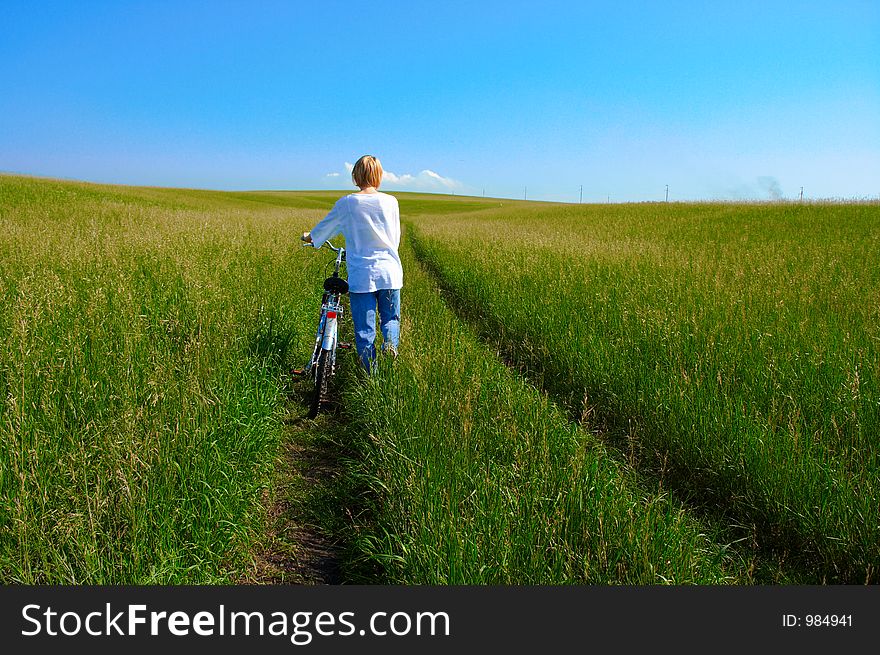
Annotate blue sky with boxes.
[2,0,878,202]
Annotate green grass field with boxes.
[406,201,880,583]
[1,175,877,583]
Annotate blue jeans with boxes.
[349,289,401,371]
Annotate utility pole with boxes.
[665,185,669,202]
[524,186,527,201]
[799,186,804,202]
[579,185,583,204]
[607,195,610,204]
[482,188,485,197]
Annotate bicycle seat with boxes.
[323,276,349,294]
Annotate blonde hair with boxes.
[351,155,383,189]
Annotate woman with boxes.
[302,155,402,372]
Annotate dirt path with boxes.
[244,397,347,585]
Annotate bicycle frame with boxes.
[304,240,347,378]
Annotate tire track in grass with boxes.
[245,355,384,585]
[245,403,344,584]
[340,233,747,584]
[405,226,848,584]
[242,291,368,584]
[409,230,812,584]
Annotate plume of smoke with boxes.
[757,176,783,201]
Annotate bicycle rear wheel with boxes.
[308,348,333,418]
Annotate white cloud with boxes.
[382,168,462,190]
[327,161,462,191]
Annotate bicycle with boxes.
[297,238,349,418]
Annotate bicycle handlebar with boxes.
[301,238,343,254]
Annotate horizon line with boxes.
[2,170,879,206]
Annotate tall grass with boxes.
[0,178,542,584]
[0,176,325,582]
[340,238,743,584]
[408,201,880,582]
[6,177,871,585]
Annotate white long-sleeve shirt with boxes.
[308,192,403,293]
